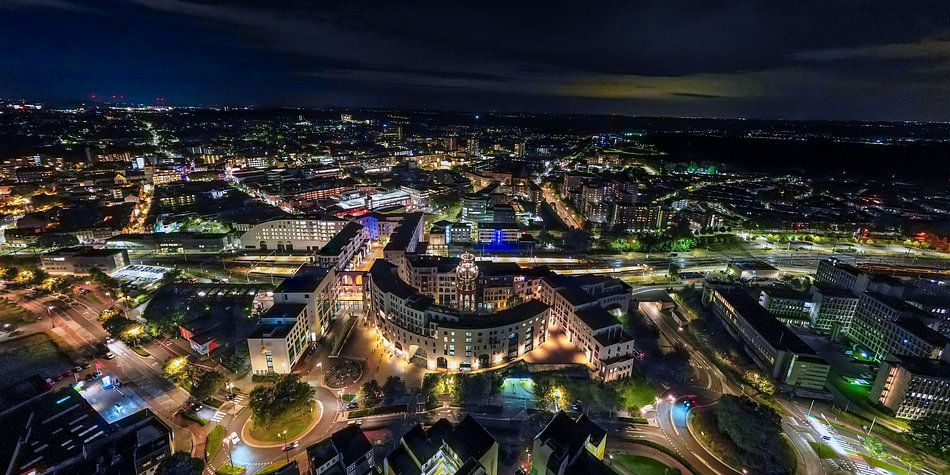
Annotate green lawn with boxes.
[808,442,838,460]
[0,298,35,325]
[861,454,909,475]
[215,465,245,475]
[829,375,909,431]
[205,425,225,461]
[248,405,316,442]
[257,461,294,475]
[614,374,657,412]
[611,454,672,475]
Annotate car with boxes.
[72,365,83,373]
[86,372,101,381]
[103,351,115,359]
[346,401,360,409]
[822,435,832,441]
[52,373,65,382]
[281,441,299,452]
[105,337,114,344]
[192,404,204,412]
[229,432,240,445]
[79,361,92,369]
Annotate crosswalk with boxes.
[210,410,226,423]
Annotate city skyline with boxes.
[4,0,950,120]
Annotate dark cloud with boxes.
[3,0,950,120]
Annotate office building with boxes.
[703,284,830,391]
[0,390,172,475]
[816,258,869,295]
[870,354,950,419]
[810,283,860,337]
[247,303,312,375]
[41,247,129,275]
[758,288,813,325]
[850,291,949,361]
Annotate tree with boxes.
[382,376,406,404]
[191,371,226,402]
[88,267,119,292]
[863,436,887,458]
[158,451,204,475]
[909,413,950,455]
[360,379,382,407]
[249,374,315,428]
[744,371,776,396]
[458,373,491,404]
[899,452,925,474]
[102,315,137,335]
[163,356,189,378]
[0,266,18,280]
[36,233,79,249]
[714,395,794,474]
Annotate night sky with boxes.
[3,0,950,120]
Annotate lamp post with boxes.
[47,306,55,328]
[224,437,234,470]
[281,430,290,462]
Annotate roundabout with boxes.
[240,400,324,448]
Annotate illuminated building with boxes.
[702,284,830,391]
[40,247,130,276]
[367,260,548,371]
[849,291,949,361]
[870,354,950,419]
[240,218,348,251]
[456,252,479,312]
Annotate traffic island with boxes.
[687,397,798,475]
[241,401,322,448]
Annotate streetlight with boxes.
[47,306,55,328]
[281,429,290,462]
[223,437,234,470]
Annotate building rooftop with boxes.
[812,283,858,298]
[307,425,373,474]
[894,318,949,347]
[535,411,608,474]
[761,287,811,300]
[320,221,364,256]
[730,260,779,271]
[888,354,950,380]
[409,254,460,273]
[386,416,495,475]
[384,213,423,252]
[717,287,819,356]
[275,268,331,293]
[434,299,550,329]
[576,306,620,331]
[0,389,169,475]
